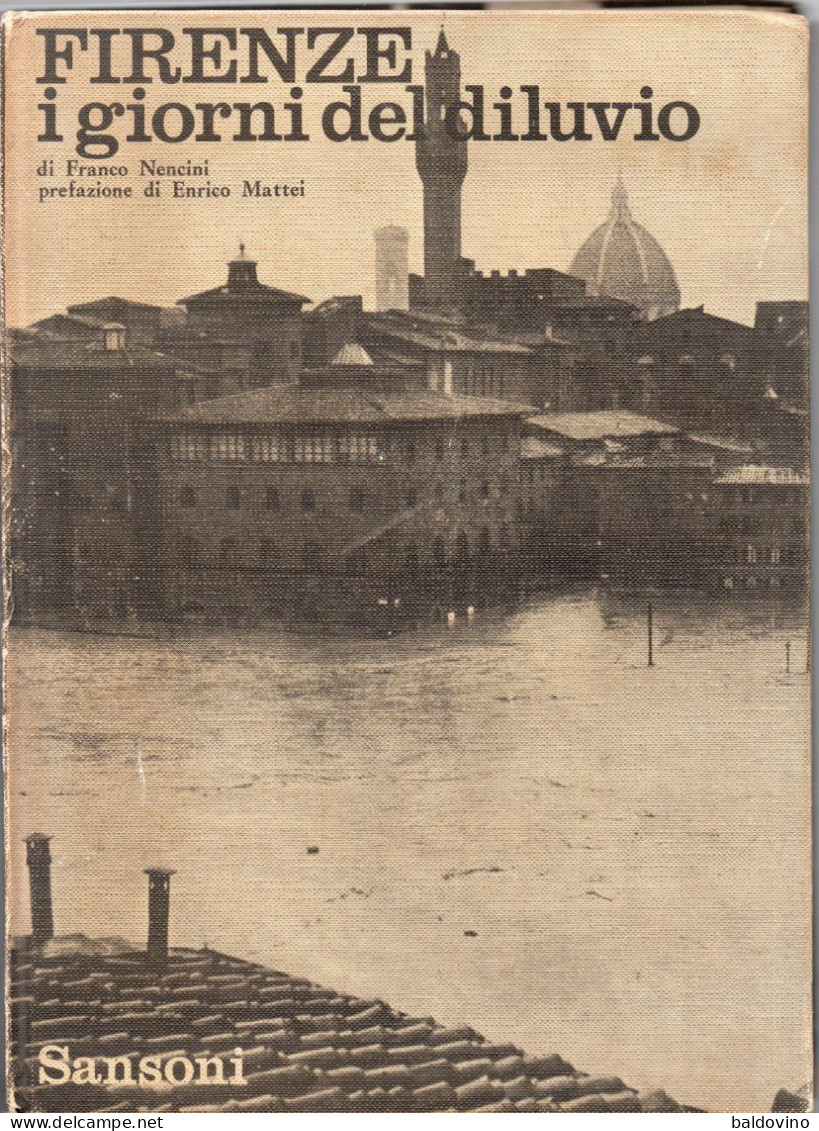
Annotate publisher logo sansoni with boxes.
[37,1045,248,1088]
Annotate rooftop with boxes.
[168,386,534,426]
[714,465,809,487]
[66,296,165,316]
[521,436,565,461]
[9,334,176,371]
[9,936,691,1114]
[527,410,679,442]
[364,312,532,355]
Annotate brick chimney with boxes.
[144,867,175,968]
[25,834,54,944]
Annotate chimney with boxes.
[25,834,54,944]
[103,322,126,351]
[145,867,175,968]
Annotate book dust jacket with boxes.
[0,7,811,1115]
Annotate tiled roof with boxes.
[364,313,532,355]
[166,387,534,426]
[9,337,176,370]
[9,938,691,1114]
[67,297,165,315]
[527,410,679,442]
[687,433,756,454]
[714,465,809,486]
[179,283,309,308]
[521,436,565,460]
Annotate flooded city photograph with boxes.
[3,8,811,1116]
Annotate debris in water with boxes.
[586,890,613,901]
[443,866,504,881]
[307,845,319,855]
[328,887,371,902]
[464,929,478,937]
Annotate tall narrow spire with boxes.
[415,29,468,309]
[611,172,631,221]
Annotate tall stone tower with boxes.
[374,226,409,311]
[415,29,468,308]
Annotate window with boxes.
[219,538,239,567]
[458,479,467,503]
[350,487,366,513]
[482,435,491,458]
[405,543,419,576]
[179,536,201,571]
[432,537,447,567]
[226,486,241,511]
[405,439,416,464]
[406,487,417,508]
[295,433,334,463]
[480,478,490,499]
[212,433,246,461]
[301,487,316,511]
[180,484,196,509]
[171,431,208,460]
[340,432,379,462]
[460,437,470,457]
[259,537,274,564]
[434,482,444,502]
[303,540,322,569]
[435,438,445,461]
[455,531,470,562]
[478,527,492,555]
[746,544,758,564]
[251,433,285,462]
[265,485,280,511]
[771,545,782,565]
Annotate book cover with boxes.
[1,7,811,1114]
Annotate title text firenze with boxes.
[35,26,701,157]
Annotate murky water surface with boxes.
[6,590,811,1111]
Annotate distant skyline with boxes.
[5,9,807,327]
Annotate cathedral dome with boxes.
[332,343,374,367]
[570,178,680,320]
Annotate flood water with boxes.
[6,589,811,1112]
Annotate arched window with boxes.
[434,481,444,502]
[499,523,511,549]
[479,478,490,499]
[265,485,280,510]
[405,543,419,577]
[180,484,196,509]
[432,537,447,568]
[226,485,240,511]
[406,487,418,508]
[458,478,467,503]
[455,531,470,563]
[259,538,274,564]
[301,487,316,512]
[350,486,366,513]
[478,527,492,555]
[405,439,416,464]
